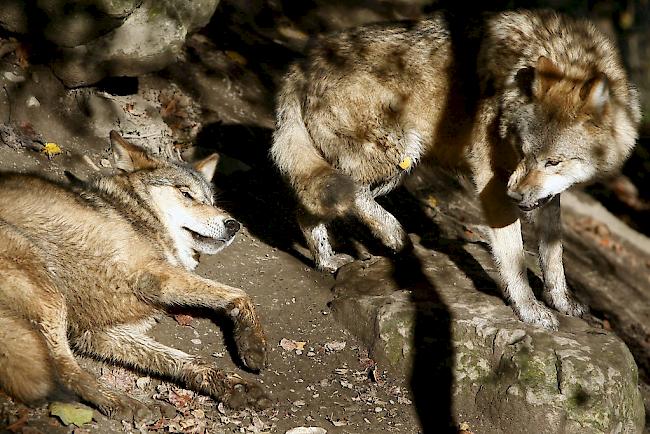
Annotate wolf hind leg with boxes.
[353,189,409,253]
[28,298,154,422]
[0,309,56,404]
[530,195,587,317]
[298,213,354,273]
[73,324,271,410]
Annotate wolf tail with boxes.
[270,66,356,220]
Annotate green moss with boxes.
[379,312,414,366]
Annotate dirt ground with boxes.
[0,2,649,432]
[0,139,428,434]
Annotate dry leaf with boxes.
[41,142,62,158]
[324,341,346,352]
[285,428,327,434]
[14,44,29,69]
[225,50,247,66]
[174,314,193,326]
[167,388,194,409]
[5,408,29,432]
[49,402,93,427]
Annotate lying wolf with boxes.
[0,132,269,421]
[271,9,640,329]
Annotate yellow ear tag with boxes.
[398,156,412,170]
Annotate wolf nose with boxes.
[224,219,241,235]
[507,190,523,202]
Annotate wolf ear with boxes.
[533,56,563,96]
[194,153,220,181]
[581,73,610,114]
[110,130,157,172]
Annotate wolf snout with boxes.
[224,219,241,236]
[507,190,524,203]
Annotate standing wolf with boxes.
[271,10,640,329]
[0,132,269,421]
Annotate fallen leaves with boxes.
[224,50,247,66]
[4,408,29,432]
[174,314,194,326]
[279,338,307,354]
[49,402,93,427]
[41,142,62,159]
[285,427,327,434]
[459,421,475,434]
[570,216,623,253]
[323,341,346,352]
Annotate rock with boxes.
[0,0,220,87]
[0,0,29,34]
[330,167,648,433]
[52,0,220,86]
[74,87,176,158]
[332,252,644,433]
[0,0,139,45]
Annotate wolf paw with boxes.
[234,325,267,372]
[223,376,272,410]
[543,291,588,317]
[98,393,156,423]
[381,228,410,253]
[513,300,559,330]
[316,253,354,273]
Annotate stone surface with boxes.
[52,0,220,86]
[332,252,644,434]
[330,168,649,433]
[0,0,220,87]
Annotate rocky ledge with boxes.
[331,168,648,434]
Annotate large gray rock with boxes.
[330,168,648,433]
[52,0,220,86]
[0,0,220,87]
[332,253,644,433]
[0,0,140,46]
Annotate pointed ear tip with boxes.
[197,153,220,166]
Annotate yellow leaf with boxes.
[225,50,247,66]
[50,402,94,427]
[425,195,438,208]
[41,142,62,157]
[398,157,412,170]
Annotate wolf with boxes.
[0,131,269,421]
[270,9,640,329]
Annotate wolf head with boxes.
[109,131,239,270]
[501,54,640,211]
[480,11,641,211]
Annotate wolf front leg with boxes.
[529,195,587,317]
[478,177,559,330]
[73,324,271,410]
[297,212,354,273]
[353,188,410,253]
[138,266,267,371]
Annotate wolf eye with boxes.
[545,160,560,167]
[179,187,194,200]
